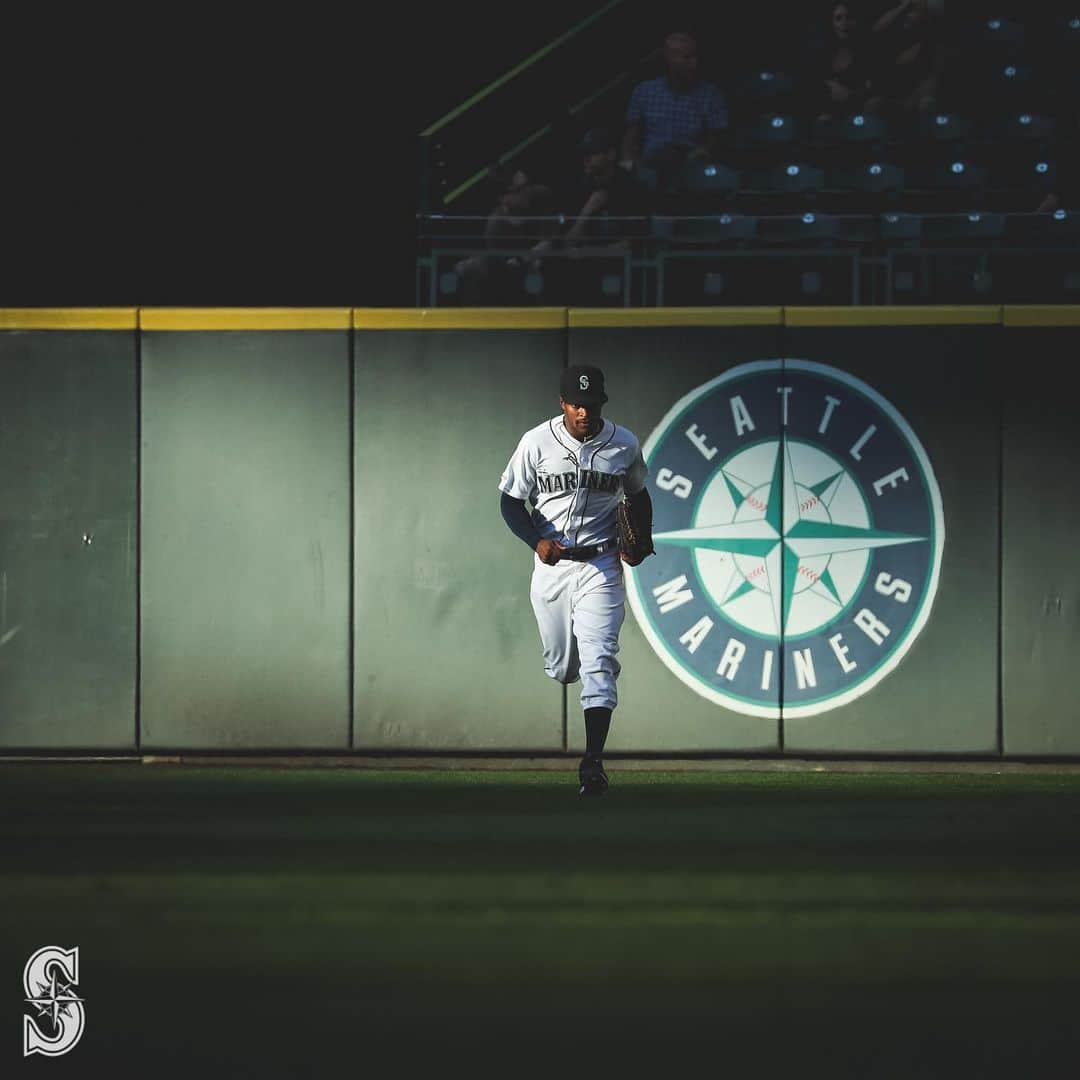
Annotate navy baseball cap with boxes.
[579,127,616,155]
[560,364,608,405]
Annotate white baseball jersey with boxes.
[499,415,648,548]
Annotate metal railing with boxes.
[416,210,1080,307]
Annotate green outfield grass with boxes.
[4,763,1080,1077]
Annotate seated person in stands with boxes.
[803,2,881,122]
[454,167,557,301]
[621,31,728,186]
[530,128,650,255]
[871,0,943,117]
[524,127,650,302]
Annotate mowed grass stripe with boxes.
[6,765,1080,1072]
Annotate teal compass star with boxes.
[654,438,927,638]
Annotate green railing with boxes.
[416,0,657,214]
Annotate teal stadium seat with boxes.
[676,161,741,199]
[916,111,973,144]
[810,112,888,146]
[826,162,905,213]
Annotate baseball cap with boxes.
[579,127,616,155]
[560,364,608,405]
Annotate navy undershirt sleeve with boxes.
[500,492,541,551]
[626,486,653,529]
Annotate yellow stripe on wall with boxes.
[354,308,567,330]
[784,306,1001,327]
[6,306,1079,332]
[569,307,782,328]
[139,308,351,331]
[1002,305,1080,326]
[0,308,138,330]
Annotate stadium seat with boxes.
[982,61,1037,106]
[996,111,1056,140]
[1058,13,1080,59]
[756,212,842,244]
[810,112,888,146]
[826,162,905,212]
[738,161,825,215]
[923,211,1007,242]
[669,162,741,215]
[810,113,889,173]
[880,213,923,242]
[1004,207,1080,244]
[734,69,797,107]
[931,159,990,191]
[975,16,1026,56]
[990,155,1057,197]
[653,214,759,243]
[739,113,797,152]
[916,112,974,144]
[676,162,740,198]
[764,161,825,195]
[730,113,800,171]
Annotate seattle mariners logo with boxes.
[626,360,944,717]
[23,946,85,1057]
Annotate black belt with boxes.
[561,539,618,561]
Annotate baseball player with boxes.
[498,364,652,796]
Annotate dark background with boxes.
[0,3,629,307]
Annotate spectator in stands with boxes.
[871,0,944,117]
[453,167,557,302]
[531,128,649,260]
[566,127,651,248]
[803,2,881,122]
[621,31,728,187]
[523,128,649,302]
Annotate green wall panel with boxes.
[568,324,784,753]
[353,328,563,749]
[2,312,1074,759]
[0,331,136,748]
[1001,327,1080,756]
[780,325,1000,754]
[140,332,350,749]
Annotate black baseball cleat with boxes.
[578,754,609,797]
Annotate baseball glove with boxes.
[617,497,655,565]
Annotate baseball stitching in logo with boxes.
[625,360,945,717]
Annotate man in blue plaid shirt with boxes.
[622,32,727,178]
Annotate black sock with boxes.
[584,708,611,758]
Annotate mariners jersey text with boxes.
[535,468,624,495]
[500,415,648,547]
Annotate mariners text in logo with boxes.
[625,360,944,717]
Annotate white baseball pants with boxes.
[529,551,625,711]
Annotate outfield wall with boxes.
[0,306,1076,757]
